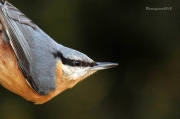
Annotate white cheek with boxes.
[62,65,89,80]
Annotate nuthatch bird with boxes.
[0,0,118,104]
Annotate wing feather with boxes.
[0,1,39,93]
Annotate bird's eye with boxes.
[73,60,82,66]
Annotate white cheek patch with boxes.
[62,65,90,80]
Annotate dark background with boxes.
[0,0,180,119]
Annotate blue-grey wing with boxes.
[0,1,57,95]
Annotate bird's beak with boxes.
[91,62,118,71]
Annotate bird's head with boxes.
[53,46,118,84]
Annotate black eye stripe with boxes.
[53,51,97,67]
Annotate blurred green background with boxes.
[0,0,180,119]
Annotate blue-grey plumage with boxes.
[0,1,60,95]
[0,0,118,103]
